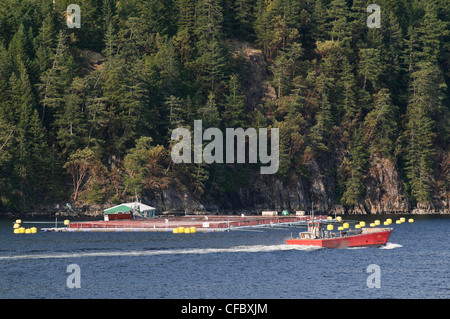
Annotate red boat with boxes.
[286,221,392,248]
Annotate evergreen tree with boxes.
[341,126,368,206]
[39,30,76,127]
[155,38,183,97]
[55,77,88,157]
[380,11,403,91]
[254,0,300,62]
[349,0,367,47]
[0,43,13,123]
[123,136,154,196]
[102,0,116,27]
[311,0,327,42]
[340,56,358,127]
[195,0,224,51]
[364,88,398,158]
[102,60,145,154]
[270,43,303,98]
[103,22,117,60]
[7,23,33,75]
[166,95,186,130]
[33,13,55,75]
[84,78,108,153]
[358,48,382,91]
[403,26,420,74]
[193,0,227,92]
[74,0,105,50]
[403,62,446,204]
[417,2,446,65]
[10,62,50,208]
[138,0,177,36]
[196,38,228,92]
[327,0,351,46]
[308,92,333,153]
[222,74,247,127]
[0,116,16,209]
[198,92,221,128]
[234,0,256,38]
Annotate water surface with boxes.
[0,215,448,299]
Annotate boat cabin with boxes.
[297,221,324,239]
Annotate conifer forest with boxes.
[0,0,448,214]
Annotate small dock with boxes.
[41,215,327,233]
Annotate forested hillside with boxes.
[0,0,448,214]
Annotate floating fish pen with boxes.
[42,214,327,233]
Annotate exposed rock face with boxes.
[234,175,309,212]
[229,41,276,111]
[78,49,105,73]
[225,156,410,215]
[145,180,206,213]
[363,156,410,214]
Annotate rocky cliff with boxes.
[144,156,447,215]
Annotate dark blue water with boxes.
[0,215,448,299]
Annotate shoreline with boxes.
[1,208,449,219]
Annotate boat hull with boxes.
[286,228,392,248]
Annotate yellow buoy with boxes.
[15,219,22,224]
[359,221,366,227]
[396,220,402,224]
[13,228,20,234]
[343,223,349,229]
[173,228,179,234]
[327,216,333,220]
[383,221,389,226]
[408,218,414,223]
[336,216,342,222]
[178,227,185,233]
[375,220,380,225]
[184,227,191,233]
[19,227,25,234]
[64,219,70,226]
[190,227,196,233]
[25,228,31,234]
[370,223,375,227]
[338,226,344,231]
[327,224,334,231]
[355,224,361,229]
[400,217,406,223]
[31,227,37,234]
[386,218,392,224]
[13,223,20,229]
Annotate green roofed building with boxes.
[104,204,132,215]
[104,202,156,220]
